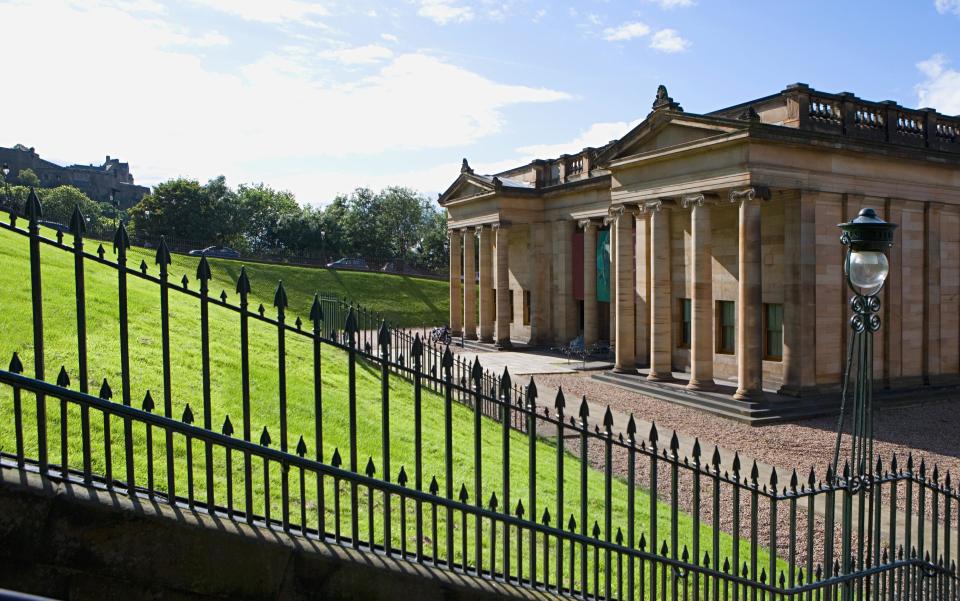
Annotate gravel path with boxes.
[531,372,960,570]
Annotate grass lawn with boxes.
[127,242,450,328]
[0,223,784,596]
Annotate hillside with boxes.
[0,220,778,594]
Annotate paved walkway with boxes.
[452,344,952,551]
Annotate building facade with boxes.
[440,84,960,405]
[0,145,149,208]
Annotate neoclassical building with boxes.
[440,84,960,414]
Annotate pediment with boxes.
[600,113,747,164]
[438,173,495,205]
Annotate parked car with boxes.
[326,257,369,271]
[188,245,241,259]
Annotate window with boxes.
[764,304,784,360]
[523,290,531,325]
[678,298,691,348]
[508,289,514,323]
[716,301,735,354]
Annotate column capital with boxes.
[728,186,772,204]
[680,193,706,209]
[491,221,510,231]
[460,226,477,236]
[606,204,640,225]
[577,218,600,230]
[638,199,666,213]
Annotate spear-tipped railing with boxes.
[0,195,958,600]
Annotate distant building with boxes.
[0,145,150,208]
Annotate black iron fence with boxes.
[0,192,959,599]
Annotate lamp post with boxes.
[1,163,9,211]
[832,208,897,478]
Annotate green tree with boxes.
[128,177,236,243]
[235,183,301,251]
[374,187,429,268]
[413,209,449,272]
[17,168,40,188]
[38,186,106,229]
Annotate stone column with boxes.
[477,226,494,343]
[781,191,816,395]
[494,223,512,349]
[580,220,599,347]
[635,212,651,366]
[686,195,715,390]
[552,219,576,344]
[530,222,550,345]
[733,189,764,400]
[611,206,636,373]
[462,228,477,340]
[647,202,673,381]
[449,229,462,337]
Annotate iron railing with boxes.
[1,193,959,599]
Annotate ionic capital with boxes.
[638,199,664,214]
[491,221,510,231]
[728,186,772,204]
[474,224,487,234]
[680,193,706,209]
[578,218,600,230]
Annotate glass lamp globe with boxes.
[847,250,889,296]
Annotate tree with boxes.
[374,187,429,268]
[38,186,106,229]
[17,168,40,188]
[235,183,300,251]
[128,177,235,243]
[413,209,449,272]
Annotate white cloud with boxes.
[514,119,642,161]
[418,0,475,25]
[916,54,960,113]
[0,0,570,204]
[652,0,695,8]
[186,0,329,25]
[178,29,230,47]
[319,44,394,65]
[935,0,960,15]
[649,28,690,53]
[532,8,546,22]
[380,33,399,43]
[602,21,651,42]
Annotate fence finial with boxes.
[603,406,614,432]
[260,426,271,446]
[274,281,288,310]
[378,321,391,350]
[182,403,195,424]
[578,396,589,424]
[365,457,376,477]
[221,415,234,436]
[7,352,23,373]
[56,366,70,387]
[142,390,155,413]
[113,220,130,254]
[296,436,308,457]
[24,187,42,223]
[649,421,659,445]
[69,205,87,236]
[554,387,566,413]
[459,483,469,502]
[411,333,423,358]
[470,356,482,382]
[526,377,538,402]
[236,266,251,296]
[156,236,172,269]
[430,476,440,495]
[310,294,323,325]
[398,465,408,486]
[626,413,636,441]
[196,255,212,284]
[98,378,113,400]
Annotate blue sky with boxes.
[2,0,959,205]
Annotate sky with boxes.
[2,0,960,206]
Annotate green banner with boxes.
[597,229,611,302]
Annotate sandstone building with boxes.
[440,84,960,418]
[0,145,149,208]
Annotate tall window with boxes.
[678,298,691,348]
[716,301,736,354]
[523,290,531,325]
[508,289,514,323]
[764,303,784,360]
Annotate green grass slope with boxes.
[126,244,449,328]
[0,224,783,595]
